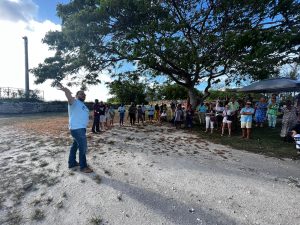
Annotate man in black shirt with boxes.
[92,99,100,133]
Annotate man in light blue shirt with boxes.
[197,102,207,125]
[148,104,155,123]
[240,101,255,139]
[57,83,93,173]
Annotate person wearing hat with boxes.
[240,101,255,139]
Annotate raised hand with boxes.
[55,82,74,104]
[56,82,67,91]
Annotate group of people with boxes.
[57,84,300,174]
[197,94,300,150]
[173,103,194,129]
[117,102,169,126]
[92,95,300,144]
[91,100,115,133]
[197,97,253,138]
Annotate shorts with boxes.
[100,115,106,123]
[106,114,111,120]
[241,122,252,129]
[222,118,232,123]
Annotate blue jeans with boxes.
[69,128,87,169]
[186,115,193,128]
[92,115,100,132]
[119,113,125,125]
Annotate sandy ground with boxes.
[0,113,299,225]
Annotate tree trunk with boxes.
[188,88,200,109]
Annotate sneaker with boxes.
[80,167,93,173]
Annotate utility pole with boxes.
[22,36,29,99]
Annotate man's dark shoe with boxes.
[68,162,80,169]
[80,167,93,173]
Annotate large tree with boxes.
[106,73,148,104]
[156,83,191,101]
[32,0,300,106]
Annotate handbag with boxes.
[225,110,233,121]
[227,115,233,121]
[210,116,216,122]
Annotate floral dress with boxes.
[267,103,279,128]
[255,102,268,123]
[280,106,298,137]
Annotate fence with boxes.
[0,87,44,100]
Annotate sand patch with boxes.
[0,115,299,225]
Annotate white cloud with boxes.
[0,0,37,22]
[0,3,111,102]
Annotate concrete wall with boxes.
[0,102,69,114]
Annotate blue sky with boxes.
[32,0,70,23]
[0,0,110,101]
[0,0,69,23]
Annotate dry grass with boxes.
[89,216,102,225]
[16,117,69,137]
[56,200,64,209]
[13,113,299,159]
[93,175,102,184]
[6,210,22,225]
[31,209,45,221]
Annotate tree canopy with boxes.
[106,76,189,104]
[106,74,147,104]
[155,83,191,101]
[32,0,300,106]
